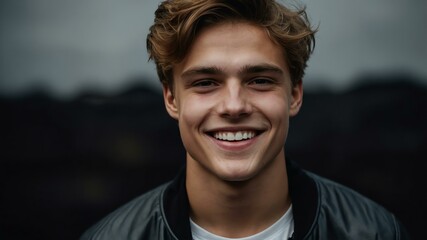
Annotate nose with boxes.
[218,81,252,119]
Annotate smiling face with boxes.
[163,22,302,182]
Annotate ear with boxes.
[289,81,303,117]
[162,84,179,120]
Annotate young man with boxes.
[82,1,409,239]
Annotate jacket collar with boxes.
[287,160,318,240]
[162,166,192,240]
[162,160,319,240]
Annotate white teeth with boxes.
[235,132,242,141]
[213,131,256,141]
[227,132,235,141]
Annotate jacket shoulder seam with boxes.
[392,214,401,240]
[82,183,170,239]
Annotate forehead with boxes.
[174,22,288,77]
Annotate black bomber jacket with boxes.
[81,160,410,240]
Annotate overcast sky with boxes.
[1,0,426,98]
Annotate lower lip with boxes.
[209,134,259,152]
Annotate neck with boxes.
[186,151,290,238]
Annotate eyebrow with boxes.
[240,64,284,75]
[181,66,224,78]
[181,64,284,78]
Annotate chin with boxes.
[215,164,259,182]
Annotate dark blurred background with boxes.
[1,0,426,239]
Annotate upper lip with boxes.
[204,126,265,134]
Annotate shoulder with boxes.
[305,172,409,239]
[80,183,173,240]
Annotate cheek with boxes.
[255,94,290,139]
[255,94,289,119]
[178,95,212,130]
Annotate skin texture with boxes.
[163,22,303,238]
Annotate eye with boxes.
[193,79,218,87]
[249,78,274,85]
[190,79,220,93]
[247,77,276,90]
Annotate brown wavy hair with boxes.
[147,0,316,87]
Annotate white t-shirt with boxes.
[190,205,294,240]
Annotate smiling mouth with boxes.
[211,131,260,142]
